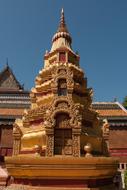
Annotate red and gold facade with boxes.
[93,101,127,173]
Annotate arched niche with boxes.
[57,78,67,96]
[55,112,71,129]
[54,112,72,155]
[46,107,81,157]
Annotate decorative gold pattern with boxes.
[11,8,106,158]
[46,135,54,157]
[13,123,22,155]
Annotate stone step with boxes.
[29,188,91,190]
[4,185,92,190]
[4,184,117,190]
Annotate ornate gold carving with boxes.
[23,106,47,125]
[102,119,109,135]
[11,31,105,158]
[55,113,70,129]
[55,101,69,109]
[72,135,80,157]
[46,135,54,156]
[34,145,42,156]
[13,123,22,155]
[50,65,74,95]
[64,141,72,155]
[57,68,67,75]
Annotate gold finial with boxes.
[61,8,64,22]
[61,8,64,14]
[51,8,72,46]
[57,8,68,33]
[6,58,9,67]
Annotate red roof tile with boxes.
[96,109,127,117]
[0,108,24,116]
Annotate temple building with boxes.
[0,65,30,160]
[5,9,118,190]
[11,8,105,158]
[93,101,127,172]
[0,68,127,172]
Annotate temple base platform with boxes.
[5,155,118,190]
[5,184,117,190]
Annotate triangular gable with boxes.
[0,65,23,90]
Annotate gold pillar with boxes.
[72,128,81,157]
[46,128,54,157]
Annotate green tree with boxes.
[123,96,127,109]
[125,170,127,189]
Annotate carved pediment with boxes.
[0,65,22,90]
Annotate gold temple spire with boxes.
[57,8,68,33]
[51,9,72,51]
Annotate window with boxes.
[58,88,67,96]
[59,52,66,62]
[121,163,124,170]
[54,113,72,155]
[58,79,67,96]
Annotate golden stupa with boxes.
[6,9,118,190]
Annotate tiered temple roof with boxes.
[0,65,30,120]
[92,102,127,125]
[93,102,127,163]
[0,64,30,157]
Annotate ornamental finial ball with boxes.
[84,143,93,157]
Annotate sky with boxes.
[0,0,127,103]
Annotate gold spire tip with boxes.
[61,8,64,14]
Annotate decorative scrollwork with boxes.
[55,101,69,109]
[57,68,67,75]
[46,135,54,156]
[72,135,80,157]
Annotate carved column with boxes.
[13,125,22,156]
[46,128,54,157]
[72,128,81,157]
[13,138,21,155]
